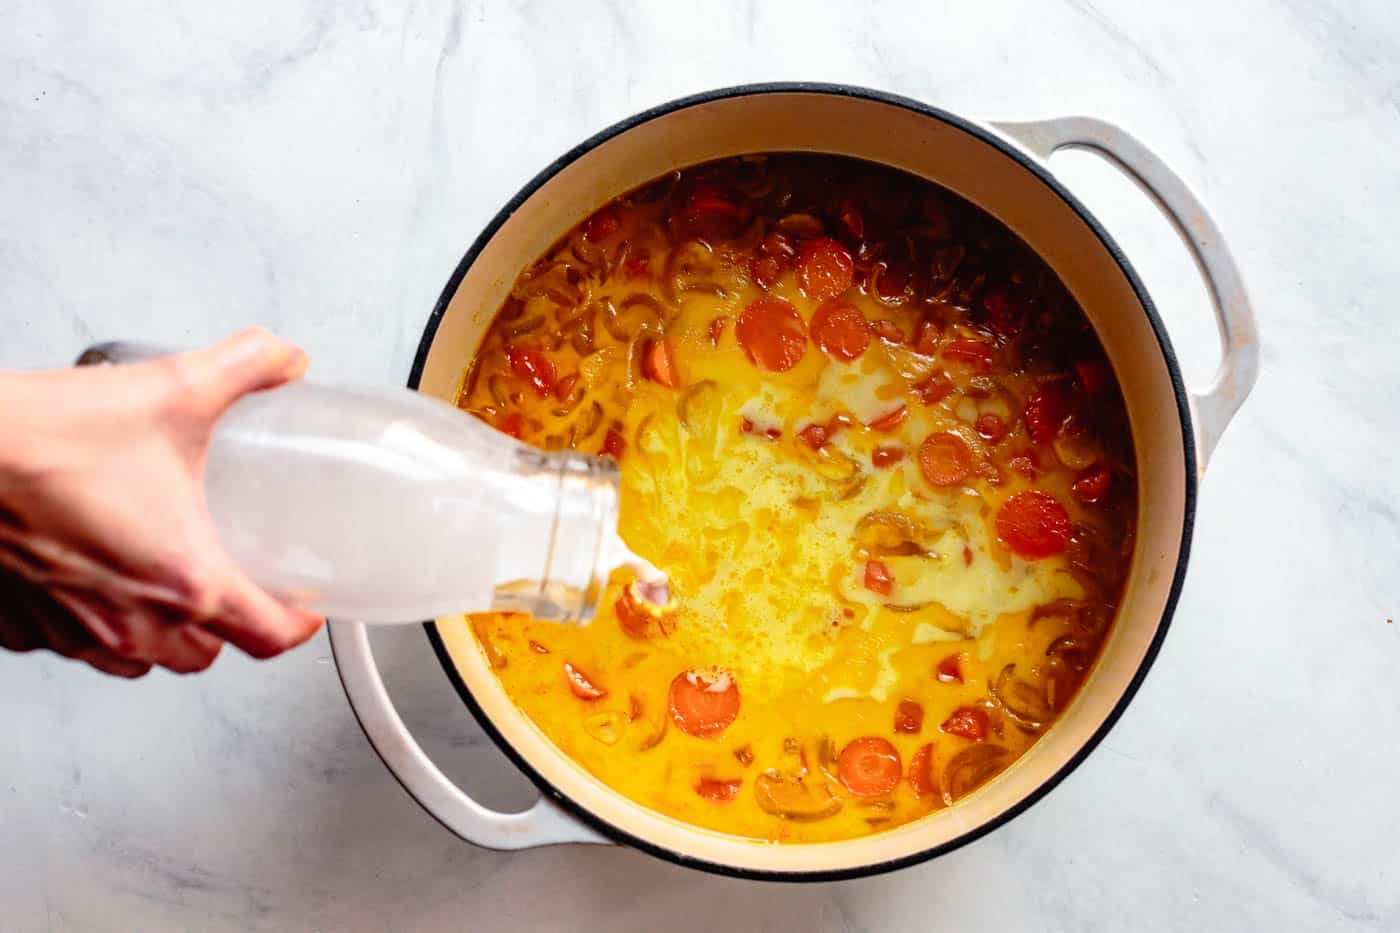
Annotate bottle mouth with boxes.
[488,445,669,625]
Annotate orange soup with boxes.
[450,154,1136,842]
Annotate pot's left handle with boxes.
[328,621,610,849]
[992,117,1259,476]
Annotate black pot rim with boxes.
[397,81,1197,882]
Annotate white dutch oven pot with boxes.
[330,84,1257,880]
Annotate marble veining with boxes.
[2,1,1397,930]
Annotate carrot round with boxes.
[1072,464,1112,504]
[918,433,973,488]
[996,490,1071,559]
[563,661,606,701]
[668,668,740,738]
[894,699,924,734]
[941,705,990,741]
[908,743,938,799]
[1023,382,1073,444]
[736,297,807,373]
[866,405,907,433]
[837,736,902,797]
[936,653,964,684]
[863,559,894,596]
[871,446,904,469]
[641,338,679,388]
[506,345,556,397]
[810,299,870,362]
[796,237,854,301]
[694,777,742,802]
[601,429,626,460]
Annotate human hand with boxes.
[0,329,324,677]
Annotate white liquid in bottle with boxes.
[80,343,658,624]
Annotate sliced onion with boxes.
[1046,635,1093,672]
[754,771,842,822]
[816,736,839,782]
[604,295,665,342]
[990,663,1053,728]
[636,715,667,751]
[574,401,604,442]
[941,744,1010,805]
[677,380,721,432]
[583,711,626,746]
[854,510,929,556]
[565,308,598,356]
[882,341,940,384]
[775,213,824,237]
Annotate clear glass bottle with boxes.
[77,343,658,624]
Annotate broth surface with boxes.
[450,155,1136,842]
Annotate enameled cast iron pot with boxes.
[329,84,1258,880]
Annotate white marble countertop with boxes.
[3,2,1397,930]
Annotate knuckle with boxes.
[160,559,216,616]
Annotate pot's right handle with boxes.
[992,117,1259,476]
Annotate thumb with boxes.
[184,328,309,415]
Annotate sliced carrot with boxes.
[941,706,989,741]
[996,490,1071,559]
[751,233,795,288]
[553,372,580,403]
[641,338,679,388]
[668,669,740,738]
[837,736,902,797]
[871,319,905,343]
[936,653,964,684]
[506,345,556,397]
[751,254,785,289]
[1072,464,1112,504]
[694,777,742,802]
[498,411,523,439]
[602,428,626,460]
[918,433,973,488]
[810,299,870,362]
[736,297,807,372]
[871,446,905,468]
[867,405,907,433]
[913,372,953,406]
[942,338,996,370]
[908,743,938,799]
[614,589,651,639]
[1023,382,1073,444]
[863,560,894,596]
[798,422,830,450]
[912,318,941,356]
[975,412,1009,443]
[563,661,606,701]
[583,207,620,243]
[796,237,854,301]
[894,699,924,734]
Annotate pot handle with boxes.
[992,117,1258,475]
[327,620,610,849]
